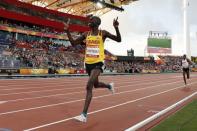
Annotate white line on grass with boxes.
[125,91,197,131]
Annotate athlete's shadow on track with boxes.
[180,87,192,92]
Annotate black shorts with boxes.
[183,68,189,72]
[85,62,104,76]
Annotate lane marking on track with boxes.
[125,91,197,131]
[0,80,182,115]
[23,82,197,131]
[0,101,7,104]
[0,78,182,96]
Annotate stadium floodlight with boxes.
[90,0,124,11]
[97,2,103,8]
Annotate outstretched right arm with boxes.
[63,20,86,46]
[66,30,86,46]
[187,58,195,66]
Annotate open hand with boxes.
[63,18,70,31]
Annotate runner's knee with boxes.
[86,79,95,90]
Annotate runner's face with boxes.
[88,17,100,28]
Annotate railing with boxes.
[0,56,21,68]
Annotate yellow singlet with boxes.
[84,30,105,64]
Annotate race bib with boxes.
[86,46,99,57]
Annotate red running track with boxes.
[0,73,196,131]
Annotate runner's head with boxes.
[88,16,101,28]
[183,54,186,59]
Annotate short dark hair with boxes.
[91,16,101,26]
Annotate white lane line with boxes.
[0,78,180,98]
[3,80,182,103]
[0,77,172,91]
[125,91,197,131]
[0,77,140,85]
[0,80,86,88]
[0,101,7,104]
[0,80,182,116]
[0,83,86,91]
[23,82,197,131]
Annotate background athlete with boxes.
[181,54,193,86]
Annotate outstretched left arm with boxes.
[103,17,121,42]
[187,58,195,65]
